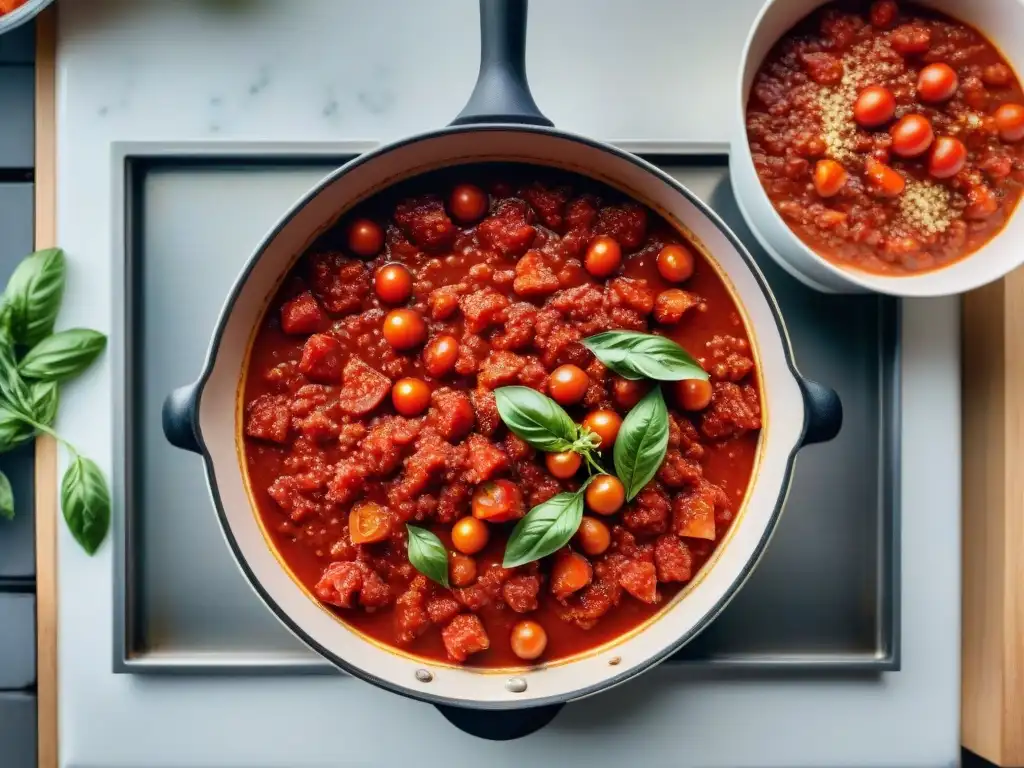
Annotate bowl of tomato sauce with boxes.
[732,0,1024,295]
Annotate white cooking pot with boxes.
[162,0,841,738]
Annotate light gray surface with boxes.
[0,66,32,168]
[119,153,898,672]
[0,692,35,768]
[0,594,34,689]
[0,183,36,579]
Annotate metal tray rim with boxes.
[111,140,901,676]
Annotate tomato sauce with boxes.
[241,165,762,667]
[746,0,1024,275]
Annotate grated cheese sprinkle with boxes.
[899,178,953,234]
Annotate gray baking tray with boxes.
[111,142,899,674]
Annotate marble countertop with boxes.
[53,1,960,766]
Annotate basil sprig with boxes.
[494,385,604,472]
[613,387,669,501]
[0,247,111,555]
[583,331,708,382]
[406,524,450,587]
[503,478,593,569]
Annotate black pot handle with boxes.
[162,383,201,454]
[451,0,553,127]
[798,378,842,447]
[434,702,563,740]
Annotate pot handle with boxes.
[162,383,202,454]
[798,377,842,447]
[450,0,553,127]
[434,702,563,740]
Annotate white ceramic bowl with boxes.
[730,0,1024,296]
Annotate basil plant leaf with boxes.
[494,386,577,452]
[19,329,107,383]
[406,524,450,587]
[0,470,13,520]
[3,247,66,348]
[61,455,111,555]
[503,481,591,569]
[613,387,670,501]
[30,381,59,426]
[0,405,34,451]
[583,331,709,382]
[0,327,34,418]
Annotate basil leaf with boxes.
[503,481,590,569]
[406,524,450,587]
[31,381,59,426]
[0,470,13,520]
[4,248,66,348]
[613,387,670,501]
[61,455,110,555]
[0,328,33,418]
[19,329,107,383]
[494,386,577,452]
[583,331,709,382]
[0,405,33,451]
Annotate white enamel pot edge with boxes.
[730,0,1024,297]
[161,124,843,711]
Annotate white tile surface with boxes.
[54,1,960,766]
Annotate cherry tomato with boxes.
[656,244,695,283]
[449,184,489,223]
[347,218,384,258]
[423,334,460,378]
[451,516,489,555]
[548,364,590,405]
[585,474,626,516]
[382,309,427,350]
[545,451,582,480]
[612,377,648,410]
[853,86,896,128]
[577,516,611,556]
[676,378,713,411]
[449,554,478,587]
[391,378,431,416]
[917,63,958,102]
[995,103,1024,142]
[374,263,413,305]
[581,409,622,450]
[890,114,934,157]
[812,159,848,198]
[472,479,524,522]
[928,136,967,179]
[584,235,623,277]
[349,501,391,544]
[864,157,906,198]
[509,620,548,661]
[550,551,593,599]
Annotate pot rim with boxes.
[185,123,818,709]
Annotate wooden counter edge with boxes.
[35,8,58,768]
[962,267,1024,767]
